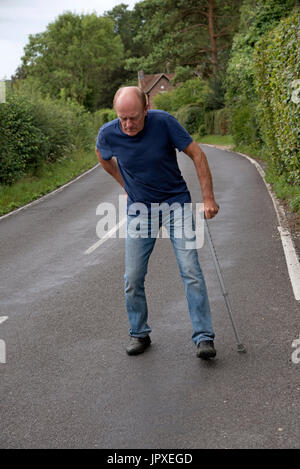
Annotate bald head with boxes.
[113,86,149,137]
[113,86,148,111]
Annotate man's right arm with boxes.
[95,148,125,189]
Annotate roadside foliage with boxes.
[253,12,300,185]
[0,90,94,185]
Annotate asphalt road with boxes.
[0,145,299,449]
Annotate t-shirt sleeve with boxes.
[96,128,114,160]
[165,114,193,152]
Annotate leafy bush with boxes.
[175,104,205,135]
[152,92,173,113]
[0,90,95,185]
[253,10,300,184]
[230,100,261,146]
[93,108,117,132]
[290,194,300,212]
[63,99,94,153]
[0,96,46,184]
[153,77,209,113]
[31,99,74,164]
[32,97,94,161]
[171,78,209,113]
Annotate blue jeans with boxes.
[124,204,215,346]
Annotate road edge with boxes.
[0,163,100,222]
[201,143,300,301]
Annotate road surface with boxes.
[0,145,299,449]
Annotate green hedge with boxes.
[224,0,297,153]
[0,92,94,185]
[153,77,209,114]
[0,96,46,184]
[93,108,117,132]
[174,104,206,136]
[230,100,261,147]
[253,10,300,185]
[152,92,173,113]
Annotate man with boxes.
[95,86,219,359]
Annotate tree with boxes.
[125,0,243,77]
[104,3,143,88]
[15,12,124,110]
[105,3,139,55]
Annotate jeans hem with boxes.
[129,332,151,339]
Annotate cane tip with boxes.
[237,344,247,353]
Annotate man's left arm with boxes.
[183,141,219,219]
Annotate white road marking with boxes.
[84,217,127,255]
[278,227,300,301]
[0,316,8,325]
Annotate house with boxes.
[138,70,174,109]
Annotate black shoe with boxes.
[197,340,216,359]
[126,335,151,356]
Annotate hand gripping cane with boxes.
[204,216,246,353]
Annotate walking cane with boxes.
[204,217,247,353]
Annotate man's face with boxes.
[115,96,148,137]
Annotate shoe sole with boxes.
[197,349,216,359]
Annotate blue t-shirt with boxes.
[96,110,193,208]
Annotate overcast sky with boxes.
[0,0,138,79]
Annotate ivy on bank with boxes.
[253,11,300,185]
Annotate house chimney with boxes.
[138,70,144,87]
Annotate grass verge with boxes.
[0,149,98,216]
[195,134,234,147]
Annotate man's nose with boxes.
[126,119,135,128]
